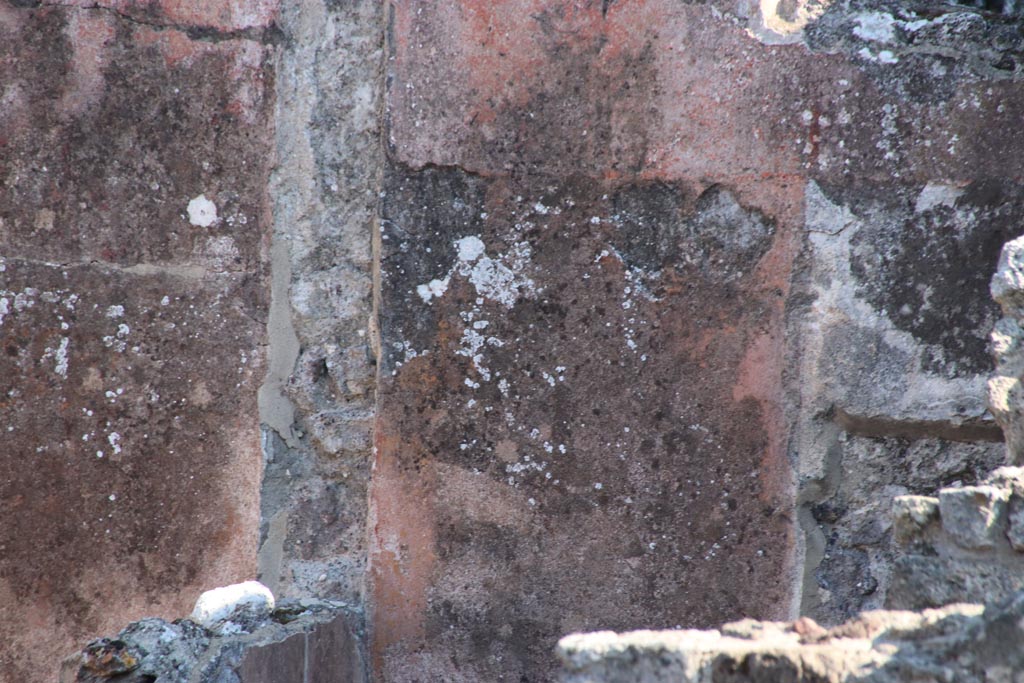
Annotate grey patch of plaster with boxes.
[790,179,1006,623]
[258,238,301,449]
[259,0,382,607]
[256,508,289,598]
[796,181,992,450]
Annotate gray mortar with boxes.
[259,0,384,608]
[790,174,1011,623]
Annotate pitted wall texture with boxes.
[4,0,1024,681]
[368,3,806,680]
[369,0,1024,679]
[0,2,277,679]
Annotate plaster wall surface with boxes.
[370,0,1024,679]
[0,1,278,678]
[370,3,805,680]
[4,0,1024,681]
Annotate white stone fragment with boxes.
[915,182,962,214]
[190,581,275,631]
[187,194,218,227]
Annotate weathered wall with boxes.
[368,3,806,680]
[789,3,1024,623]
[7,0,1024,681]
[0,1,278,679]
[369,0,1024,680]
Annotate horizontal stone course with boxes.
[558,595,1024,682]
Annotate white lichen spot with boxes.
[13,289,36,311]
[456,326,503,381]
[853,12,896,43]
[54,337,69,378]
[456,236,486,262]
[455,237,535,308]
[108,432,122,455]
[416,277,450,304]
[0,297,8,326]
[105,305,124,318]
[594,482,603,490]
[187,194,218,227]
[858,47,899,64]
[161,296,171,306]
[42,337,70,378]
[415,236,536,309]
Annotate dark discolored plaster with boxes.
[370,166,796,682]
[0,3,275,679]
[0,260,267,681]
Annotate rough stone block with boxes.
[238,632,306,683]
[891,495,940,548]
[65,600,361,683]
[558,597,1024,682]
[938,486,1010,550]
[1007,496,1024,553]
[887,555,1024,611]
[986,467,1024,493]
[307,612,366,683]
